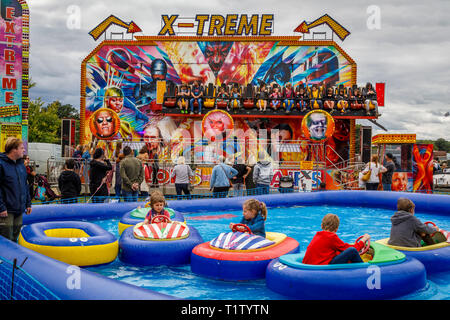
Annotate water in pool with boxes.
[86,205,450,300]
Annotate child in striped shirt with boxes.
[144,190,171,224]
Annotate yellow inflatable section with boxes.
[376,238,449,251]
[18,227,118,267]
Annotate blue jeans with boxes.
[329,247,363,264]
[256,184,270,195]
[284,99,294,112]
[122,190,138,202]
[298,99,308,110]
[114,185,122,200]
[190,98,203,113]
[382,183,391,191]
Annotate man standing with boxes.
[0,138,32,242]
[58,159,82,203]
[209,156,238,198]
[120,146,144,202]
[382,153,396,191]
[253,151,274,195]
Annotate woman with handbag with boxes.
[361,155,387,190]
[170,156,194,199]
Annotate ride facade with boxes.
[80,13,386,191]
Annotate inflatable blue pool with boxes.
[0,191,448,300]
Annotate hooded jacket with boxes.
[253,160,273,186]
[388,210,437,247]
[0,153,31,215]
[58,170,82,199]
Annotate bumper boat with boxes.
[119,215,203,266]
[118,205,185,235]
[376,221,450,274]
[18,221,118,267]
[265,239,427,300]
[190,224,299,281]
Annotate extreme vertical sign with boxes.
[0,0,28,151]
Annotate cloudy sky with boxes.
[27,0,450,140]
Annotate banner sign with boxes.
[159,14,274,36]
[0,123,21,151]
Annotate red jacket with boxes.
[302,231,364,265]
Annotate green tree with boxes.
[28,98,61,144]
[434,138,450,153]
[51,100,79,120]
[47,101,80,144]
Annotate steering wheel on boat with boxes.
[151,215,171,224]
[355,235,370,255]
[424,221,438,237]
[231,223,252,234]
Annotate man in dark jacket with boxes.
[388,198,437,247]
[58,159,82,203]
[0,138,32,242]
[89,148,112,203]
[382,153,396,191]
[120,146,144,202]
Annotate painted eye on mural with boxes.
[96,117,113,124]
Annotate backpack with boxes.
[34,186,46,201]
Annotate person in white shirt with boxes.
[170,156,194,198]
[361,155,387,190]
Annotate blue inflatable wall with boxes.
[1,190,448,300]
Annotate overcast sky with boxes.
[27,0,450,140]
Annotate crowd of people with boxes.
[169,81,380,116]
[359,153,400,191]
[55,145,276,202]
[0,137,444,255]
[20,141,444,206]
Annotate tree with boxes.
[51,100,79,120]
[28,98,61,143]
[434,138,450,153]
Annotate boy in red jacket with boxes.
[303,213,371,265]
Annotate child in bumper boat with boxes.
[388,198,438,247]
[229,199,267,237]
[303,213,370,265]
[143,190,171,225]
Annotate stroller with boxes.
[33,174,57,201]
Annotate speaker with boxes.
[61,119,76,157]
[360,126,372,163]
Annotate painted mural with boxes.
[412,144,433,193]
[0,0,29,151]
[83,41,353,163]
